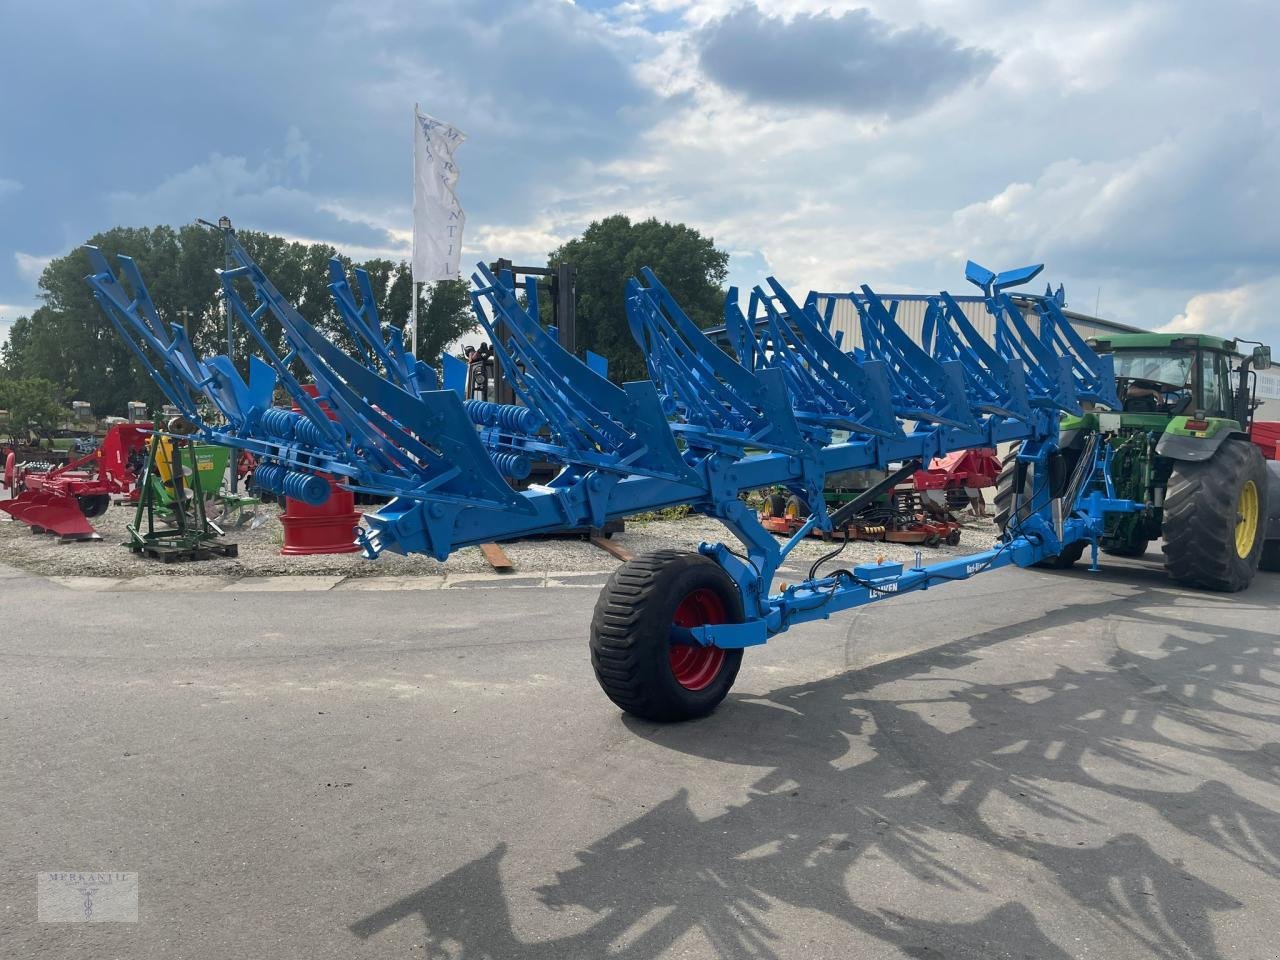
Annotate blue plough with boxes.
[85,222,1138,720]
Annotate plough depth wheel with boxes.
[77,493,111,518]
[590,550,744,722]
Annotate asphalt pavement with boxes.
[3,551,1279,959]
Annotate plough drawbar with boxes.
[86,222,1138,720]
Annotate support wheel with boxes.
[77,493,110,518]
[1163,440,1269,592]
[590,550,745,722]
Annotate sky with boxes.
[1,0,1277,353]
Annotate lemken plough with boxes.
[85,221,1143,721]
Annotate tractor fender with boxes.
[1155,429,1242,463]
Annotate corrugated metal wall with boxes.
[810,294,1136,352]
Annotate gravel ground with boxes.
[622,511,1001,571]
[0,496,998,580]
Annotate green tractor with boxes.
[995,333,1278,591]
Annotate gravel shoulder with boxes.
[0,498,999,580]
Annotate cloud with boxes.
[1159,277,1280,348]
[105,140,398,254]
[947,113,1280,309]
[0,177,20,199]
[0,302,38,346]
[695,4,996,117]
[0,0,656,311]
[14,252,53,283]
[0,0,1278,360]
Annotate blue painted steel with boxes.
[86,223,1141,648]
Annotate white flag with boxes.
[412,108,466,282]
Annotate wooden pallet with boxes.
[129,539,239,563]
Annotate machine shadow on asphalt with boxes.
[349,584,1280,959]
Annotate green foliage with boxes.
[548,214,729,383]
[0,225,472,415]
[0,376,63,442]
[628,504,693,523]
[415,279,474,369]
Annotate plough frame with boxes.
[84,221,1141,719]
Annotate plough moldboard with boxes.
[84,222,1138,720]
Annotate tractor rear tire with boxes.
[1261,540,1280,573]
[1037,540,1087,569]
[993,442,1084,569]
[761,494,787,519]
[1163,440,1269,592]
[590,550,745,722]
[1102,538,1149,558]
[992,444,1022,535]
[784,495,810,520]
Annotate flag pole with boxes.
[410,103,419,358]
[411,281,421,358]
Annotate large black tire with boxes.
[784,495,810,520]
[1163,440,1270,592]
[590,550,745,722]
[992,443,1022,535]
[993,442,1084,569]
[761,494,787,519]
[1261,540,1280,573]
[77,493,110,518]
[1102,538,1149,558]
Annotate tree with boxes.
[0,225,466,415]
[547,215,729,383]
[415,279,474,369]
[0,377,63,444]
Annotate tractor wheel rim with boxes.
[1235,479,1259,558]
[669,587,727,691]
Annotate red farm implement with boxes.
[1,423,150,540]
[912,447,1000,516]
[758,464,964,548]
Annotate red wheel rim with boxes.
[669,587,727,691]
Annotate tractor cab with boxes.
[1089,333,1271,429]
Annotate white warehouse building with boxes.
[712,289,1280,420]
[805,291,1143,353]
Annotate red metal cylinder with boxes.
[279,386,361,555]
[280,482,361,555]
